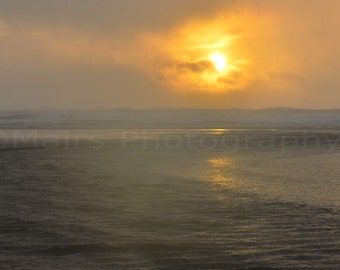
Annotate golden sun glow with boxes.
[132,16,257,92]
[209,53,227,72]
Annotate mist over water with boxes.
[0,129,339,269]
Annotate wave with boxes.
[36,244,120,256]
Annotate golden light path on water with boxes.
[205,157,238,191]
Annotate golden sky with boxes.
[0,0,340,109]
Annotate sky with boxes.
[0,0,340,110]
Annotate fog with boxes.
[0,0,339,109]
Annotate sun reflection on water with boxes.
[205,157,238,190]
[208,157,230,167]
[210,129,229,135]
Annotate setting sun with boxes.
[134,18,251,91]
[209,53,227,71]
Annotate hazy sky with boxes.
[1,0,340,109]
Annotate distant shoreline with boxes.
[0,109,339,130]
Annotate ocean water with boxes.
[0,129,339,269]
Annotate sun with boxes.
[209,53,227,72]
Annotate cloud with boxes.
[217,70,247,88]
[175,58,214,73]
[0,6,313,103]
[0,18,9,36]
[0,1,340,109]
[0,0,230,33]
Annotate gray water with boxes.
[0,129,339,269]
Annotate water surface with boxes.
[0,129,339,269]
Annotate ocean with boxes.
[0,129,339,269]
